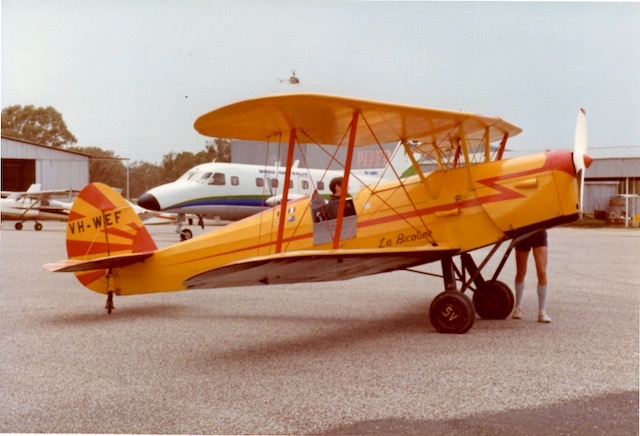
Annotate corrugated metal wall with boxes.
[1,137,89,191]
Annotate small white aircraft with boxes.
[1,184,75,230]
[137,143,413,240]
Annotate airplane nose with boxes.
[137,192,161,211]
[584,154,593,169]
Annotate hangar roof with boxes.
[1,135,91,158]
[588,157,640,179]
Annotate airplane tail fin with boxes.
[58,183,158,291]
[26,183,42,193]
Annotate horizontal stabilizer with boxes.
[43,251,154,273]
[184,246,459,289]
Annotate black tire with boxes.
[472,280,514,320]
[429,292,475,334]
[180,228,193,241]
[34,222,43,231]
[15,222,23,230]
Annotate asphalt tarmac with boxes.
[1,221,638,435]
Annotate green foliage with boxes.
[66,146,127,190]
[128,161,164,198]
[161,138,231,182]
[1,105,77,148]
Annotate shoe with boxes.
[538,311,551,323]
[512,306,522,319]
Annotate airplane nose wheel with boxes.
[429,292,475,334]
[180,229,193,241]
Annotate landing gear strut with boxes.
[419,240,519,333]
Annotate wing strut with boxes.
[332,110,359,249]
[276,128,297,253]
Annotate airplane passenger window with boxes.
[209,172,226,185]
[231,176,239,186]
[256,178,265,187]
[317,181,325,191]
[301,180,309,190]
[289,180,294,189]
[270,179,279,188]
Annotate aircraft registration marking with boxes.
[68,210,122,235]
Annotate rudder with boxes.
[65,183,157,291]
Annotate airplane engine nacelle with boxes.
[476,150,580,237]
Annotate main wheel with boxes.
[429,292,475,334]
[472,280,514,320]
[15,222,23,230]
[180,228,193,241]
[34,222,43,231]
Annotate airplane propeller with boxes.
[572,108,592,219]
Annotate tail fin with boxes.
[45,183,157,292]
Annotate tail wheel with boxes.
[429,292,475,334]
[472,280,514,320]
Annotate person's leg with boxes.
[513,250,529,318]
[533,245,551,322]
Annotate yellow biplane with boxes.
[43,94,591,333]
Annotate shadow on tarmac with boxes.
[325,390,639,435]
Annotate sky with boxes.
[2,0,639,164]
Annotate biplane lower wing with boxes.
[184,246,459,289]
[43,251,155,273]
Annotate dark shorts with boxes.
[515,230,548,252]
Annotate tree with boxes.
[66,146,127,190]
[161,138,231,182]
[1,105,77,148]
[128,161,163,199]
[199,138,231,163]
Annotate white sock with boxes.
[537,284,548,313]
[515,282,525,307]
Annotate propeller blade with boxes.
[573,108,589,219]
[573,108,588,173]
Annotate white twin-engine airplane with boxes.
[137,143,413,240]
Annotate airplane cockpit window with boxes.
[178,170,197,181]
[199,172,213,184]
[208,172,226,185]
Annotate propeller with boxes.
[572,108,592,219]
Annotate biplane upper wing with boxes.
[184,246,459,289]
[194,93,522,151]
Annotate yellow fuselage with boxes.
[91,150,579,296]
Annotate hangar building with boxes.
[585,157,639,225]
[1,136,90,192]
